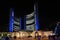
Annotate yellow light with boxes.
[39,33,41,35]
[16,32,19,37]
[2,34,3,36]
[11,33,14,37]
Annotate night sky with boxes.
[0,0,57,31]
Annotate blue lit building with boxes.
[24,1,39,31]
[9,8,14,32]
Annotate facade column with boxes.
[19,17,22,31]
[9,8,14,32]
[34,1,39,31]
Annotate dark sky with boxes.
[38,0,57,30]
[0,0,57,31]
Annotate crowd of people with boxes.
[0,32,60,40]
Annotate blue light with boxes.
[35,13,39,31]
[34,3,39,31]
[9,8,14,32]
[19,17,22,31]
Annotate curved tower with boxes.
[24,0,39,31]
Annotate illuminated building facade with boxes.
[9,0,39,32]
[9,8,22,32]
[9,8,14,32]
[24,1,39,31]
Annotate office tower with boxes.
[9,8,22,32]
[25,12,35,31]
[9,8,14,32]
[24,0,39,31]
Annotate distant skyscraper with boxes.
[9,8,14,32]
[34,1,39,31]
[25,12,35,31]
[9,1,39,32]
[24,1,39,31]
[9,8,22,32]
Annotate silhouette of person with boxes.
[35,31,40,40]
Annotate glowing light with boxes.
[7,34,10,37]
[11,33,14,37]
[16,32,19,37]
[2,34,3,36]
[34,4,39,31]
[9,8,14,32]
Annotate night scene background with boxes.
[0,0,57,32]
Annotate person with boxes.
[35,31,41,40]
[35,31,38,38]
[37,35,41,40]
[27,36,32,40]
